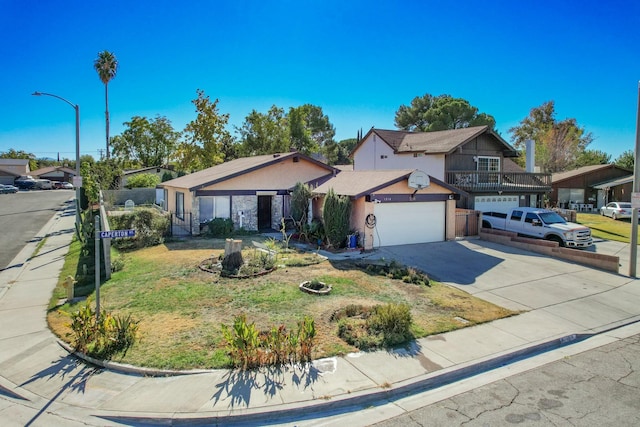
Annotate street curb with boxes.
[73,325,635,426]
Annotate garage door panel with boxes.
[374,202,445,247]
[474,196,519,213]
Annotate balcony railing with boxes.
[446,171,552,193]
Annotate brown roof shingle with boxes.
[551,164,628,184]
[159,152,335,191]
[366,125,516,155]
[313,170,415,198]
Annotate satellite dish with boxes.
[408,170,430,190]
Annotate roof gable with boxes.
[551,164,631,184]
[0,159,29,166]
[352,126,516,157]
[160,152,337,191]
[30,166,76,176]
[313,169,462,199]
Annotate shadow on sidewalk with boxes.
[211,363,320,408]
[21,355,100,426]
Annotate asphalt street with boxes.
[372,331,640,427]
[0,190,73,270]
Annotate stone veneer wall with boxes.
[271,195,284,230]
[232,195,258,230]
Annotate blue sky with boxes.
[0,0,638,162]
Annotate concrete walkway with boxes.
[1,205,640,426]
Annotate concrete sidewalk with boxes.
[1,205,640,426]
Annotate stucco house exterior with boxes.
[351,126,552,213]
[0,159,30,176]
[312,169,461,249]
[157,152,337,235]
[0,167,20,186]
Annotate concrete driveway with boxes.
[375,238,637,312]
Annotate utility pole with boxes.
[629,81,640,277]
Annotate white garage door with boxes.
[374,202,445,247]
[474,196,519,214]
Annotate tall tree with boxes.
[178,89,235,170]
[93,50,119,159]
[335,138,358,165]
[574,149,611,168]
[237,105,289,156]
[395,94,496,132]
[111,115,180,167]
[509,101,593,173]
[0,149,37,170]
[615,149,635,170]
[289,104,337,162]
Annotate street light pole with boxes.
[32,91,82,234]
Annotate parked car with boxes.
[0,184,19,194]
[600,202,632,220]
[14,178,36,190]
[34,179,53,190]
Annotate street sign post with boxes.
[99,229,136,239]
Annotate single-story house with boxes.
[0,167,20,186]
[551,164,632,209]
[592,175,634,205]
[157,152,338,235]
[0,159,30,176]
[312,169,462,249]
[30,166,77,183]
[121,166,175,189]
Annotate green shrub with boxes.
[221,314,316,369]
[161,171,174,182]
[368,303,413,347]
[111,255,126,272]
[335,303,413,349]
[291,182,312,225]
[66,302,139,359]
[125,173,160,189]
[109,209,169,250]
[322,189,351,248]
[206,218,234,237]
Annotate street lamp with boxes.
[32,91,82,233]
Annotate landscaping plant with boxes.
[67,302,139,359]
[221,314,316,369]
[322,188,351,248]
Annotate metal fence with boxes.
[169,211,192,236]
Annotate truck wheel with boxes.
[482,220,492,229]
[546,235,564,247]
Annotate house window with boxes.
[163,189,168,211]
[477,156,500,184]
[176,192,184,220]
[199,196,231,222]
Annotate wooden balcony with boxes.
[446,170,552,193]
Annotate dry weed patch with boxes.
[48,238,516,369]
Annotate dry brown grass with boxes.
[48,238,516,369]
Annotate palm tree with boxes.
[93,51,118,159]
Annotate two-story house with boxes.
[351,126,551,213]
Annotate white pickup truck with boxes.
[482,207,593,248]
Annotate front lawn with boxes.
[48,237,516,370]
[576,213,640,243]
